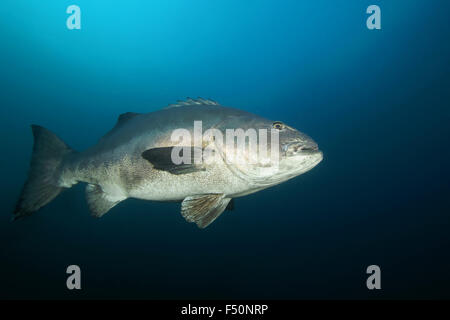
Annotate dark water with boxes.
[1,0,449,299]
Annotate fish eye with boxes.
[272,121,285,130]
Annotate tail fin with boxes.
[13,125,75,220]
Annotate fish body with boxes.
[14,98,323,228]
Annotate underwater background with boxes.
[1,0,449,299]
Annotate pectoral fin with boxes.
[181,194,231,228]
[141,147,205,175]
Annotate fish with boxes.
[13,98,323,228]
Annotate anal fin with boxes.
[85,184,124,217]
[181,194,231,228]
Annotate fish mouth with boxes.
[282,141,321,156]
[298,149,322,155]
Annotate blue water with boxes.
[1,0,449,299]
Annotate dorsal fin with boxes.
[99,112,141,142]
[165,97,220,109]
[117,112,140,125]
[110,112,140,132]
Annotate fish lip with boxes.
[298,149,322,156]
[282,141,320,155]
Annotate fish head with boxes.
[214,113,323,186]
[274,120,323,181]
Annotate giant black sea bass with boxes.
[14,98,323,228]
